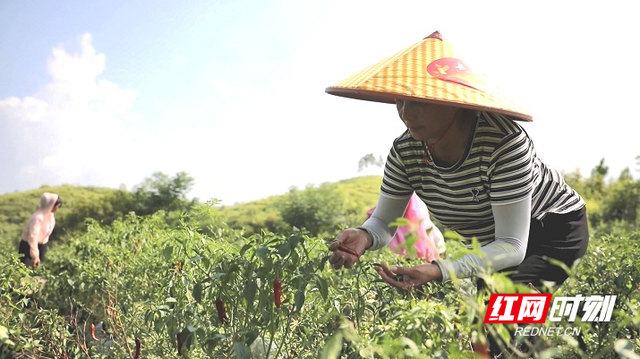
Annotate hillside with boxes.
[0,176,384,251]
[214,175,383,234]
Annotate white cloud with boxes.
[47,34,105,84]
[0,96,49,122]
[0,33,150,194]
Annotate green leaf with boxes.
[193,282,203,303]
[244,330,259,347]
[397,337,420,354]
[256,246,269,261]
[318,254,331,271]
[239,243,253,256]
[290,249,300,266]
[233,341,252,359]
[162,245,173,259]
[0,325,15,346]
[389,217,410,227]
[243,280,257,309]
[277,242,291,257]
[320,332,343,359]
[614,339,640,359]
[315,276,329,300]
[0,326,9,339]
[289,234,301,251]
[443,230,464,241]
[295,289,305,311]
[496,324,511,347]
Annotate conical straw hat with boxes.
[325,31,532,121]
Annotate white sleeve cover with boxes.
[358,194,411,251]
[434,192,532,282]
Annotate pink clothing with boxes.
[367,193,441,262]
[22,192,58,250]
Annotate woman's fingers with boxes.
[328,251,344,268]
[329,249,360,269]
[376,262,414,289]
[337,244,360,259]
[332,256,346,269]
[380,262,397,277]
[328,239,341,251]
[328,231,364,269]
[329,229,352,252]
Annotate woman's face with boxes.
[395,100,459,141]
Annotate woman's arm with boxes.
[359,193,411,250]
[376,194,532,288]
[434,192,532,281]
[26,214,44,259]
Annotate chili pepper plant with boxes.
[1,206,638,358]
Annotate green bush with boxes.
[276,185,348,237]
[2,204,638,358]
[2,166,640,358]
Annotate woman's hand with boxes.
[31,256,41,269]
[30,247,40,269]
[328,228,372,269]
[375,262,442,289]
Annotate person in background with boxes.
[366,192,445,262]
[18,192,62,269]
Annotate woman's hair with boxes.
[54,197,63,208]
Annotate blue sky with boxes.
[1,1,638,204]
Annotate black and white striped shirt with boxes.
[380,111,585,246]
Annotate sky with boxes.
[1,1,639,205]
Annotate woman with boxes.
[325,31,588,292]
[19,192,62,269]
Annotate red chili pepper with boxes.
[472,341,489,358]
[274,279,282,308]
[338,244,361,259]
[176,333,183,356]
[134,338,141,359]
[215,298,227,323]
[90,323,98,341]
